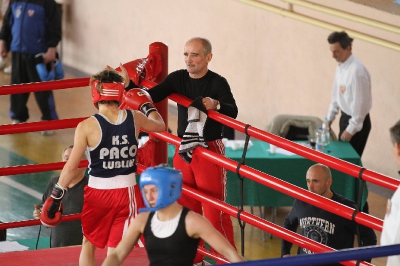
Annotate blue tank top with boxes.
[88,110,138,178]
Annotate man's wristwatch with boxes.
[216,101,221,111]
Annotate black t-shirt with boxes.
[281,191,377,265]
[149,69,238,141]
[41,175,88,248]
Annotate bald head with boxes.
[306,164,333,198]
[308,164,332,181]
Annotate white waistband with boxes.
[88,174,136,189]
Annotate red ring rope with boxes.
[0,50,394,265]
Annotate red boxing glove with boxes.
[120,88,157,117]
[40,197,63,227]
[40,183,66,227]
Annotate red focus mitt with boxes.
[120,88,157,117]
[40,183,66,227]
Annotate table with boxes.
[168,141,367,209]
[16,237,50,250]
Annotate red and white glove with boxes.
[120,88,157,117]
[40,183,66,227]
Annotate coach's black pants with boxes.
[339,111,371,157]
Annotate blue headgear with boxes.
[139,165,183,213]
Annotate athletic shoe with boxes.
[4,64,11,74]
[41,130,54,136]
[12,119,21,124]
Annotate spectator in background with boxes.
[380,119,400,265]
[33,145,88,248]
[147,37,238,264]
[326,31,372,158]
[0,0,61,134]
[281,164,377,266]
[0,0,9,17]
[0,0,10,73]
[0,221,5,241]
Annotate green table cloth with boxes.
[167,140,366,208]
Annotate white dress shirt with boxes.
[327,54,372,135]
[380,186,400,265]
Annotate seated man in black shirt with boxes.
[33,145,88,247]
[281,164,377,265]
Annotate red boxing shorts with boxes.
[81,184,145,248]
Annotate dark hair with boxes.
[90,69,123,107]
[327,31,353,50]
[390,120,400,145]
[62,144,87,160]
[90,69,123,85]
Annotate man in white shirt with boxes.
[326,31,372,158]
[380,119,400,265]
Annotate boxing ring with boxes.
[0,42,400,265]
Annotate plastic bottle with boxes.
[316,128,324,152]
[322,117,330,146]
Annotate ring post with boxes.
[149,42,168,165]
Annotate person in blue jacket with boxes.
[0,0,62,131]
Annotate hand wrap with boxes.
[120,88,157,116]
[140,102,157,117]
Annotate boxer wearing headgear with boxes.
[139,165,183,213]
[90,68,157,116]
[102,165,245,266]
[41,64,165,264]
[91,79,125,109]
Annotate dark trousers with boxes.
[339,111,370,213]
[339,112,371,157]
[9,52,58,122]
[0,221,6,241]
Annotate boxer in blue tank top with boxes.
[40,64,165,265]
